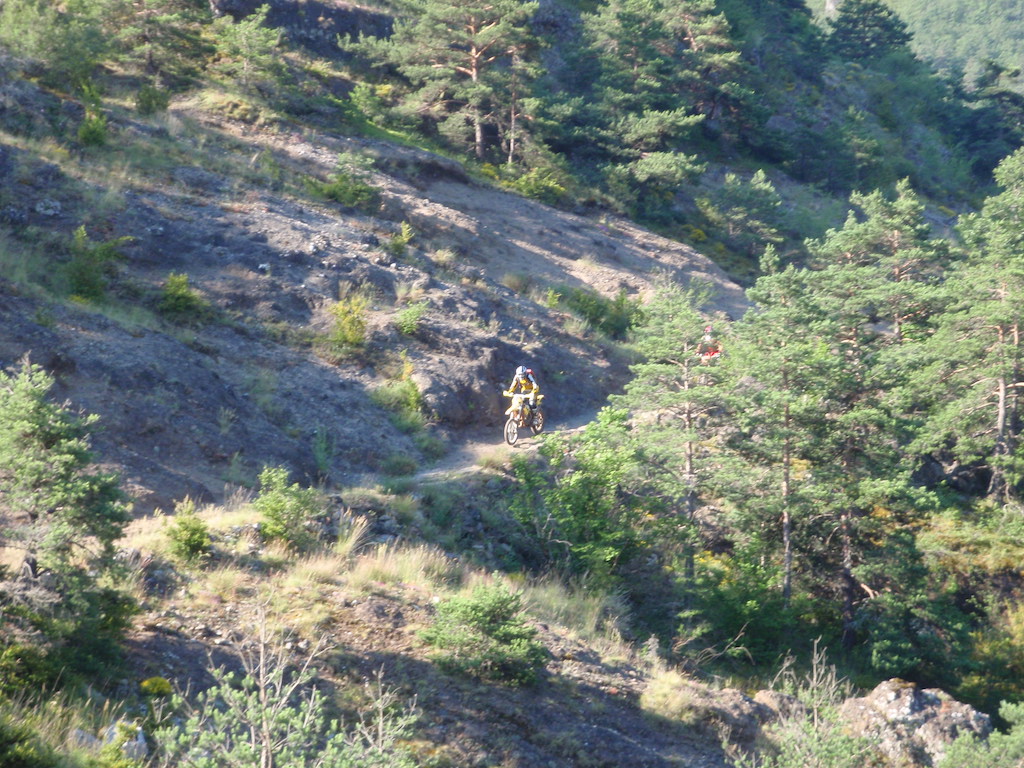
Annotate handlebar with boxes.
[503,391,542,400]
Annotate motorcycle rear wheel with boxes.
[504,418,519,446]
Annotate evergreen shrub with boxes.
[394,301,428,335]
[77,112,108,146]
[561,286,642,340]
[321,293,368,359]
[253,466,326,551]
[135,84,170,115]
[419,581,547,686]
[165,499,212,562]
[158,272,210,322]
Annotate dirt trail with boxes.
[416,407,599,480]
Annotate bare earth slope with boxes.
[0,98,746,514]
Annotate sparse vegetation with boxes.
[419,580,547,686]
[165,498,212,563]
[253,466,328,552]
[370,352,425,433]
[385,221,415,258]
[157,272,210,322]
[559,285,642,340]
[394,300,428,335]
[307,152,380,211]
[66,226,131,302]
[320,291,369,360]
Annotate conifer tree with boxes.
[0,0,109,86]
[917,149,1024,503]
[661,0,751,130]
[699,169,783,256]
[723,253,833,606]
[828,0,913,61]
[212,4,283,91]
[583,0,705,215]
[351,0,540,161]
[0,358,129,577]
[612,282,726,590]
[806,178,952,341]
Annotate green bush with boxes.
[385,222,415,258]
[419,582,547,686]
[0,644,62,697]
[394,301,429,336]
[371,353,425,433]
[381,452,418,476]
[140,676,173,697]
[77,111,108,146]
[253,466,326,551]
[135,84,170,115]
[158,272,210,322]
[308,171,380,209]
[308,151,380,210]
[371,378,424,433]
[0,713,58,768]
[66,226,131,301]
[561,286,642,340]
[321,293,368,360]
[505,167,566,206]
[165,499,212,563]
[940,701,1024,768]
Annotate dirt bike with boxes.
[502,391,544,446]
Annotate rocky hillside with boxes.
[0,19,1003,766]
[0,79,745,515]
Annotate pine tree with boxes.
[0,358,129,576]
[699,169,783,256]
[661,0,751,130]
[828,0,913,61]
[612,281,726,591]
[109,0,208,81]
[211,4,283,91]
[0,0,109,86]
[351,0,540,161]
[723,255,835,606]
[917,149,1024,503]
[806,178,952,341]
[583,0,706,215]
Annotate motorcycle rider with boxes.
[507,365,541,421]
[697,324,722,363]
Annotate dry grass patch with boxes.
[190,563,256,607]
[521,577,629,652]
[260,579,338,637]
[640,667,714,727]
[334,515,371,561]
[477,446,511,470]
[344,542,460,594]
[0,691,133,761]
[278,552,346,590]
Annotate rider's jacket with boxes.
[508,371,540,403]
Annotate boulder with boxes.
[839,679,991,767]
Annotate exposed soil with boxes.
[2,81,755,767]
[0,95,745,515]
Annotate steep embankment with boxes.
[0,91,745,514]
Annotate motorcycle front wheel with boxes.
[530,409,545,435]
[504,418,519,446]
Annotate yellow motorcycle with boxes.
[502,391,545,445]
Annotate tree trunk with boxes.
[989,323,1010,501]
[782,399,792,606]
[840,508,856,651]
